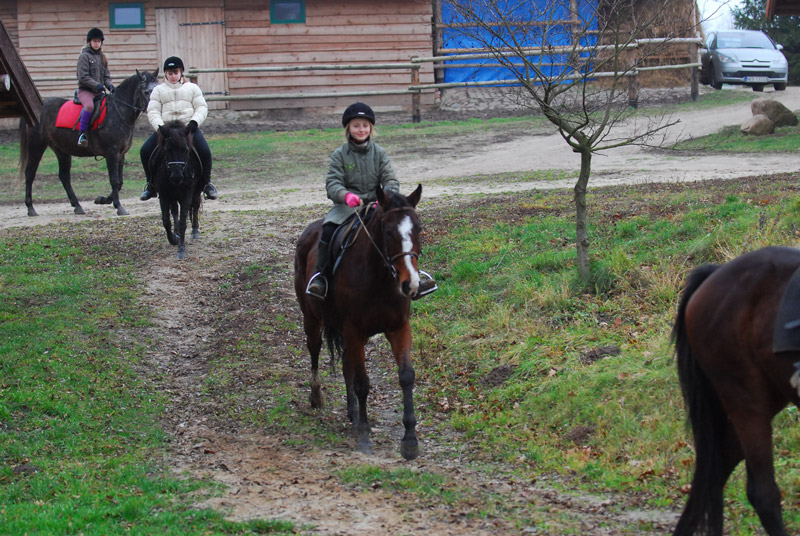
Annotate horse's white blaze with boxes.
[398,215,420,289]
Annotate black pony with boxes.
[151,121,202,260]
[19,69,159,217]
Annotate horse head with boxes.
[376,184,424,299]
[157,122,194,184]
[134,69,159,111]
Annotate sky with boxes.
[698,0,745,32]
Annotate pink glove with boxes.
[345,192,362,208]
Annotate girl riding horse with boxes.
[76,27,114,148]
[306,102,436,300]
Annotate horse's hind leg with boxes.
[53,151,85,215]
[305,315,324,408]
[343,331,371,455]
[739,417,789,536]
[190,194,200,239]
[386,325,419,460]
[23,136,48,217]
[95,155,128,215]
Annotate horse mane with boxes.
[115,72,141,95]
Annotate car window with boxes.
[717,31,775,49]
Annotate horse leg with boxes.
[386,324,418,460]
[176,199,189,259]
[160,197,178,246]
[306,316,324,409]
[53,151,85,215]
[738,417,789,536]
[23,136,48,217]
[190,193,200,240]
[95,155,128,215]
[343,330,371,455]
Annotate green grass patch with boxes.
[0,227,295,535]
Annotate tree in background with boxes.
[733,0,800,84]
[443,0,693,281]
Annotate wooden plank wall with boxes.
[224,0,435,111]
[13,0,435,112]
[0,6,19,47]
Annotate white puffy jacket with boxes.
[147,79,208,131]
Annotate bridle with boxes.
[354,205,419,280]
[105,74,153,113]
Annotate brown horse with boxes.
[19,70,158,217]
[294,185,424,460]
[673,246,800,536]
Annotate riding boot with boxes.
[77,110,91,148]
[140,183,156,201]
[203,182,218,200]
[307,240,330,300]
[413,270,438,300]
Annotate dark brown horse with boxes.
[294,185,425,460]
[151,121,202,260]
[673,246,800,536]
[19,69,159,217]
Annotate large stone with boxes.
[751,99,799,127]
[741,114,775,135]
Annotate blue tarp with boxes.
[441,0,599,84]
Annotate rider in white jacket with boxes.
[139,56,217,201]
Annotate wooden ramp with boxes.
[0,18,41,125]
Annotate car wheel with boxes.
[711,80,723,90]
[774,83,787,91]
[752,84,765,92]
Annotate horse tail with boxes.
[672,263,726,536]
[324,325,343,373]
[17,117,29,186]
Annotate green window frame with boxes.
[109,3,145,29]
[270,0,306,24]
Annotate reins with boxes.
[353,205,418,279]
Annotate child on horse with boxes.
[76,27,114,148]
[306,102,437,300]
[139,56,217,201]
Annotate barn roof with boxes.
[0,19,41,125]
[766,0,800,17]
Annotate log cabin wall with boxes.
[9,0,436,113]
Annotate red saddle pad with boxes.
[55,99,107,130]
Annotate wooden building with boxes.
[0,18,40,125]
[2,1,436,113]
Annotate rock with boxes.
[751,99,798,127]
[741,114,775,135]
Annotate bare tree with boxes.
[442,0,697,280]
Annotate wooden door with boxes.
[156,7,227,110]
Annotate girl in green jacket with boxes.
[306,102,436,300]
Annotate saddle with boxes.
[328,204,378,277]
[55,93,107,130]
[773,265,800,352]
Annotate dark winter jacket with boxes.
[77,46,112,93]
[324,140,400,225]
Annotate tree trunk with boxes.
[574,149,592,281]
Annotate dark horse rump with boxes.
[673,246,800,536]
[294,185,425,460]
[151,121,203,260]
[19,69,159,217]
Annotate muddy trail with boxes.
[122,199,680,535]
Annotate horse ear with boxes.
[406,184,422,208]
[153,68,159,78]
[157,124,169,141]
[376,185,386,206]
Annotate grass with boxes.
[408,174,800,534]
[0,226,296,535]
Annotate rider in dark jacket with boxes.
[76,28,113,148]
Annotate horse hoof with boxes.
[356,436,373,456]
[177,251,187,260]
[400,439,419,461]
[74,206,86,215]
[27,207,38,217]
[94,196,110,205]
[117,206,129,216]
[191,230,200,240]
[309,390,324,409]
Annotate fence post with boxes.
[627,48,639,109]
[690,41,699,102]
[411,63,421,123]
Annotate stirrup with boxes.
[77,133,88,148]
[413,270,438,300]
[306,272,327,299]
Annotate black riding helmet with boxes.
[86,27,105,42]
[342,102,376,127]
[163,56,185,73]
